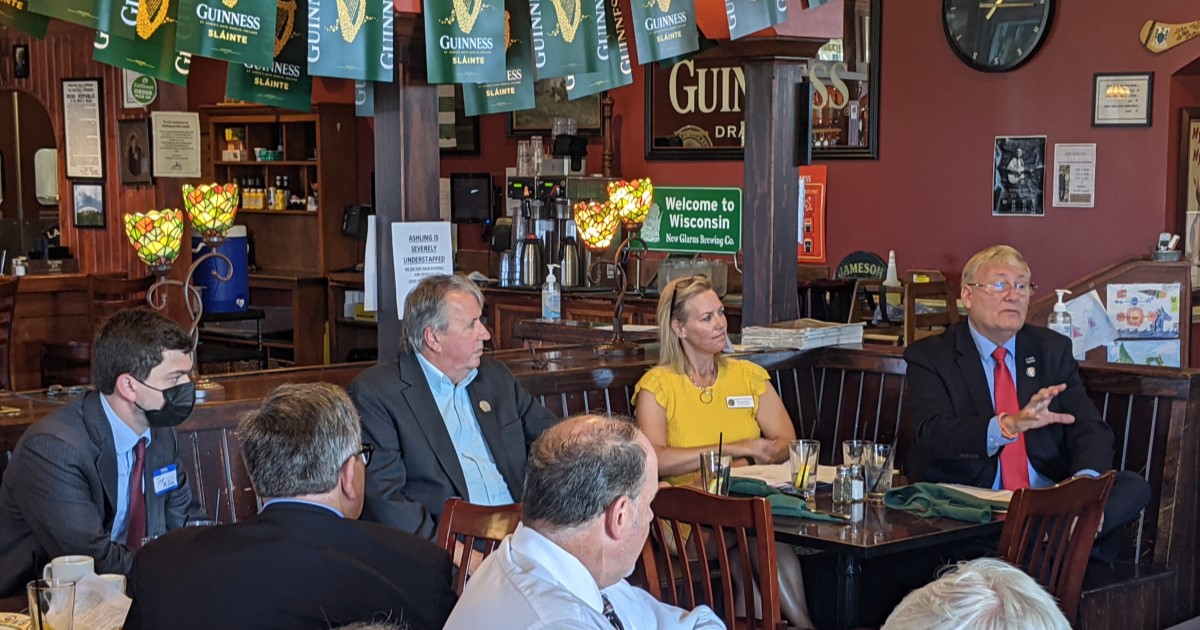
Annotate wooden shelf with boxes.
[215,160,317,166]
[238,209,317,216]
[335,317,377,328]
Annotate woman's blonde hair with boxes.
[656,274,727,373]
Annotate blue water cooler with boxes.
[192,225,249,313]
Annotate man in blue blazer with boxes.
[905,245,1150,562]
[349,275,559,542]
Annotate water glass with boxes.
[863,443,895,504]
[842,440,874,467]
[27,579,75,630]
[699,451,732,496]
[788,439,820,498]
[517,140,532,176]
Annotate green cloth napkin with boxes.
[883,483,1009,523]
[728,477,844,522]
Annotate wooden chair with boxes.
[434,498,521,595]
[0,277,17,391]
[41,274,153,386]
[902,270,960,345]
[997,471,1116,626]
[639,486,784,630]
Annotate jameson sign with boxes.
[227,0,310,111]
[26,0,100,28]
[176,0,277,67]
[641,187,741,254]
[423,0,505,84]
[726,0,786,40]
[306,0,395,82]
[530,0,601,79]
[567,0,632,100]
[462,0,534,116]
[0,0,50,39]
[629,0,698,64]
[94,3,192,88]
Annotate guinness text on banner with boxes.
[566,0,632,100]
[462,0,535,116]
[424,0,506,84]
[629,0,699,64]
[226,0,312,111]
[176,0,277,67]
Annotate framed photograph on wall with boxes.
[439,84,480,155]
[117,118,153,185]
[61,78,105,179]
[72,181,105,229]
[1093,72,1153,127]
[13,44,29,79]
[993,136,1047,217]
[507,77,603,136]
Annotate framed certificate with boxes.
[61,78,105,179]
[1092,73,1153,128]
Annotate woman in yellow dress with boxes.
[634,274,814,629]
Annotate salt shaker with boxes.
[848,464,865,503]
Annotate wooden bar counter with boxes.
[9,273,91,392]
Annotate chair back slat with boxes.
[0,277,17,391]
[434,498,521,596]
[642,487,783,630]
[998,471,1116,625]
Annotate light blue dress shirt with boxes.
[416,353,514,505]
[100,395,152,544]
[967,321,1098,490]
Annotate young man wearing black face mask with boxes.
[0,308,199,598]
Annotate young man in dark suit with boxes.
[124,383,456,630]
[0,308,196,597]
[905,245,1150,562]
[349,275,558,543]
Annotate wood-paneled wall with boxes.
[0,22,193,282]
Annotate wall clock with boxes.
[943,0,1055,72]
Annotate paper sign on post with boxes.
[392,222,454,319]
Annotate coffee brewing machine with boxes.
[494,128,615,290]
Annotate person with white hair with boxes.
[882,557,1069,630]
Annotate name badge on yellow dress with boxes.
[726,396,754,409]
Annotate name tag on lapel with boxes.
[153,464,179,495]
[726,396,754,409]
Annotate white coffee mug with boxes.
[42,555,94,582]
[97,573,127,594]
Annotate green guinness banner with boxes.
[726,0,786,40]
[94,6,192,88]
[226,0,310,111]
[629,0,698,64]
[176,0,277,67]
[26,0,99,28]
[423,0,505,84]
[530,0,601,79]
[355,80,373,117]
[306,0,394,82]
[0,0,50,39]
[566,0,631,100]
[462,0,534,116]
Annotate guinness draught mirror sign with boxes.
[566,0,633,100]
[628,0,698,64]
[307,0,394,82]
[423,0,505,84]
[529,0,601,80]
[226,0,311,111]
[176,0,277,67]
[462,0,535,117]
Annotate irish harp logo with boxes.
[655,0,671,11]
[276,0,297,58]
[505,10,512,49]
[222,0,237,8]
[137,0,171,40]
[335,0,367,43]
[452,0,484,34]
[549,0,583,43]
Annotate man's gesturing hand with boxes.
[1000,384,1075,435]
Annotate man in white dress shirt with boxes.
[445,414,724,630]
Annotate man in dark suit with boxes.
[349,274,559,543]
[124,382,456,630]
[906,245,1150,561]
[0,308,196,598]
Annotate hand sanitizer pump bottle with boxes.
[542,264,562,320]
[1048,289,1072,338]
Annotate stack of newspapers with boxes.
[739,319,865,351]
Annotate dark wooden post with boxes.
[373,20,439,357]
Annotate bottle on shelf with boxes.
[268,177,278,211]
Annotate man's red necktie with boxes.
[992,347,1031,490]
[127,438,148,549]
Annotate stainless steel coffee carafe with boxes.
[517,232,543,287]
[559,234,580,287]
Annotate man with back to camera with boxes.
[348,274,559,542]
[0,308,197,597]
[124,382,456,630]
[904,245,1150,562]
[444,414,724,629]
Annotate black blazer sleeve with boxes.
[905,339,995,463]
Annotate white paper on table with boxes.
[392,222,453,319]
[72,573,131,630]
[1064,290,1118,360]
[732,463,837,487]
[938,483,1012,505]
[363,215,378,312]
[596,324,657,332]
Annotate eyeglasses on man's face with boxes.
[964,280,1037,297]
[353,443,375,467]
